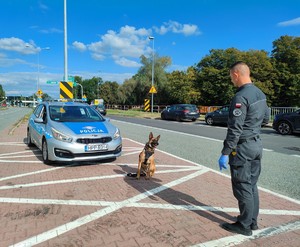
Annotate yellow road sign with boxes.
[36,89,43,96]
[149,86,157,94]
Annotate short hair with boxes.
[230,61,250,76]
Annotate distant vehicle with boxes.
[161,104,200,122]
[27,101,122,164]
[205,105,230,126]
[92,104,107,116]
[272,109,300,135]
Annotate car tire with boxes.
[161,114,166,120]
[42,139,51,165]
[206,117,214,125]
[176,115,181,122]
[27,128,34,147]
[277,121,292,135]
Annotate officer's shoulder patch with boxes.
[233,108,242,117]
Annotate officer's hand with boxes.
[218,155,228,171]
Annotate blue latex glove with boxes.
[218,155,228,171]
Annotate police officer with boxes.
[218,61,270,236]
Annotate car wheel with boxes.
[27,128,34,147]
[161,113,166,120]
[277,121,292,135]
[42,139,51,164]
[206,117,214,125]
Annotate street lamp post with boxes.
[149,36,154,113]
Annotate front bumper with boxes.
[46,137,122,162]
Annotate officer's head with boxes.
[229,61,251,87]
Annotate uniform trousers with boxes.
[229,138,262,229]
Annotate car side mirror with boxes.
[34,118,44,124]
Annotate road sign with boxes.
[68,76,74,82]
[149,86,157,94]
[36,89,43,96]
[46,80,58,84]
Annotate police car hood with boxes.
[52,121,116,136]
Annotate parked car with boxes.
[272,109,300,135]
[161,104,200,121]
[27,101,122,164]
[92,104,107,116]
[205,105,230,126]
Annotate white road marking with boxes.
[0,166,201,190]
[193,220,300,247]
[1,197,299,216]
[0,138,298,246]
[11,169,209,247]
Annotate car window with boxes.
[49,105,104,122]
[34,104,43,117]
[220,106,229,112]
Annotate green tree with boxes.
[271,35,300,106]
[0,84,5,99]
[165,68,200,104]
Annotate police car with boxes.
[27,101,122,164]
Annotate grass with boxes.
[107,109,161,119]
[106,108,206,121]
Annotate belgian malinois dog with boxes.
[136,132,160,180]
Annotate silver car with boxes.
[27,101,122,164]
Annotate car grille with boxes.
[76,137,112,144]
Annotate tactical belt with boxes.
[238,135,260,144]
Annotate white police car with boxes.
[27,101,122,164]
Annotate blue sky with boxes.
[0,0,299,99]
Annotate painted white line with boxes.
[11,169,209,247]
[0,167,65,182]
[0,150,39,157]
[193,220,300,247]
[0,166,201,190]
[1,197,299,216]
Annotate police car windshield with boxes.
[49,105,104,122]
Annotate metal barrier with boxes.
[105,104,298,122]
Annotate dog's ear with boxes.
[156,135,160,141]
[149,132,153,139]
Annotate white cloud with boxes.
[72,41,87,52]
[114,57,141,67]
[84,25,151,67]
[40,28,63,34]
[154,20,201,36]
[0,37,37,55]
[278,17,300,27]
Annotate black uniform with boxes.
[222,83,269,229]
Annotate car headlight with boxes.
[51,128,73,143]
[113,128,121,140]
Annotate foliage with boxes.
[5,35,298,107]
[0,84,5,99]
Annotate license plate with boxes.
[85,144,108,151]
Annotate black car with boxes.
[92,104,107,116]
[272,109,300,135]
[161,104,200,122]
[205,105,230,126]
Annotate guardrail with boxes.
[106,104,298,122]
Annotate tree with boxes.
[271,35,300,106]
[165,68,200,104]
[0,84,5,99]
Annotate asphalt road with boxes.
[0,107,32,132]
[108,115,300,201]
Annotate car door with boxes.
[215,106,229,124]
[294,110,300,131]
[31,105,47,149]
